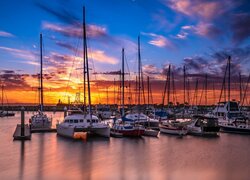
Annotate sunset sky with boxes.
[0,0,250,105]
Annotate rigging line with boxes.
[4,92,9,107]
[172,71,177,105]
[217,58,229,113]
[198,80,205,106]
[62,38,81,103]
[241,73,250,107]
[87,42,101,104]
[192,79,198,106]
[124,52,132,105]
[41,37,48,105]
[124,52,131,80]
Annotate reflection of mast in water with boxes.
[19,141,25,180]
[36,134,45,180]
[80,142,93,179]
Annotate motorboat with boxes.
[220,118,250,134]
[159,120,188,136]
[210,101,242,124]
[187,115,220,136]
[143,128,159,137]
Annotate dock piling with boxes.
[21,107,25,136]
[64,106,67,117]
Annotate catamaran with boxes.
[56,7,110,138]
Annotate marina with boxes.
[0,0,250,179]
[0,112,250,179]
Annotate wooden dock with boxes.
[13,124,31,140]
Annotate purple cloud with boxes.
[0,30,14,37]
[231,13,250,43]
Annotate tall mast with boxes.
[239,72,242,103]
[172,71,176,105]
[167,65,171,108]
[83,6,92,118]
[135,76,137,105]
[1,85,3,110]
[147,76,150,109]
[128,80,131,106]
[118,71,121,106]
[106,87,109,105]
[205,74,207,106]
[122,48,125,116]
[83,6,86,112]
[228,56,231,113]
[183,65,186,106]
[40,33,44,112]
[138,36,141,108]
[187,79,190,105]
[195,79,198,106]
[113,78,116,105]
[213,81,215,105]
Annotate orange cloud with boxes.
[90,50,118,64]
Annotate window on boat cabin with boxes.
[65,120,69,123]
[69,120,73,123]
[195,119,201,127]
[79,119,83,123]
[227,102,239,111]
[74,120,78,123]
[217,112,224,117]
[87,120,91,123]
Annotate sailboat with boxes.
[0,85,15,117]
[110,48,145,137]
[159,65,188,136]
[125,36,158,136]
[29,34,52,129]
[56,7,110,138]
[215,56,250,134]
[143,76,159,137]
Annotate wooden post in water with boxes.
[64,106,67,118]
[13,107,31,140]
[21,107,25,136]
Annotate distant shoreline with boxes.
[1,103,250,112]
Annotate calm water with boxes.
[0,112,249,180]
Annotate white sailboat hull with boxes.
[160,127,187,135]
[56,124,75,138]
